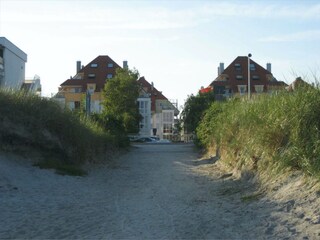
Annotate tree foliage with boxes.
[181,91,215,134]
[101,68,141,134]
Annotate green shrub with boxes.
[33,160,87,176]
[197,86,320,178]
[0,89,118,166]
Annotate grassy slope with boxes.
[0,90,119,174]
[197,86,320,180]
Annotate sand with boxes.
[0,144,319,239]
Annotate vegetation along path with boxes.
[1,144,319,239]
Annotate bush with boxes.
[197,86,320,178]
[0,90,116,166]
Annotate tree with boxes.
[101,68,141,134]
[181,91,215,134]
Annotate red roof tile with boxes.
[60,55,121,92]
[137,77,168,111]
[209,56,286,93]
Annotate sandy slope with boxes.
[0,144,319,239]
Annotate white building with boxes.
[137,95,152,137]
[22,75,42,96]
[138,77,179,140]
[0,37,27,89]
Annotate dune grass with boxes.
[197,85,320,179]
[0,89,121,172]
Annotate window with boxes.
[163,123,173,133]
[107,63,113,68]
[250,63,256,71]
[234,63,241,71]
[74,101,81,109]
[87,83,96,92]
[74,87,82,93]
[236,75,243,80]
[88,73,95,78]
[91,100,101,113]
[69,102,75,110]
[68,101,81,111]
[237,85,247,95]
[254,85,264,93]
[139,101,145,109]
[107,74,113,79]
[90,63,98,68]
[70,87,82,93]
[252,75,260,80]
[163,112,173,122]
[139,100,149,114]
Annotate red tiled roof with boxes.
[209,56,286,93]
[199,86,213,94]
[60,55,121,92]
[137,76,168,111]
[286,77,309,91]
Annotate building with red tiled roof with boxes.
[137,76,179,140]
[56,55,124,112]
[209,56,287,100]
[286,77,311,92]
[55,55,179,140]
[199,86,213,94]
[138,76,168,111]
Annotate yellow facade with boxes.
[60,84,104,112]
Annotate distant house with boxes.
[286,77,311,92]
[209,56,287,100]
[137,77,179,140]
[137,84,152,138]
[0,37,27,90]
[199,86,213,94]
[55,55,124,112]
[21,75,42,96]
[55,55,178,140]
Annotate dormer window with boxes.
[90,63,98,68]
[254,85,264,93]
[252,75,260,80]
[88,74,95,78]
[234,63,241,71]
[238,85,247,95]
[236,75,243,80]
[250,63,256,71]
[87,83,96,94]
[107,63,113,68]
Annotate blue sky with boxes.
[1,0,319,108]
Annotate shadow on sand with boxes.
[186,155,220,166]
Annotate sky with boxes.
[1,0,320,109]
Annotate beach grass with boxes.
[0,89,119,169]
[197,85,320,179]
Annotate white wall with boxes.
[138,97,151,137]
[0,37,27,89]
[91,100,102,113]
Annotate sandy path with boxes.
[0,144,319,239]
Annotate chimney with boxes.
[151,82,154,91]
[76,61,81,73]
[267,63,271,73]
[218,62,224,75]
[123,60,128,69]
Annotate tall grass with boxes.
[197,85,320,178]
[0,89,117,166]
